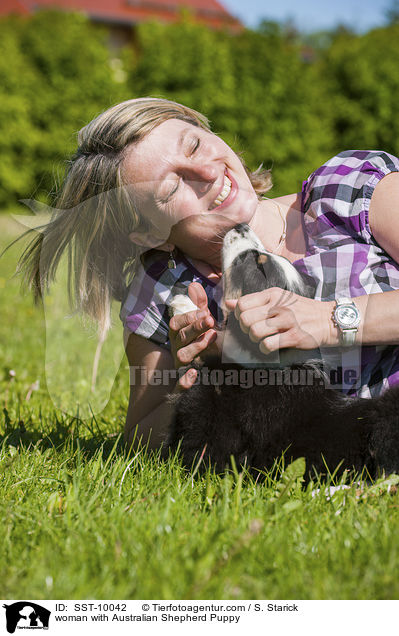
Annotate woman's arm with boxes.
[369,172,399,263]
[124,283,217,451]
[223,171,399,353]
[124,331,178,451]
[347,171,399,345]
[225,287,399,354]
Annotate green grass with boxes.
[2,212,399,600]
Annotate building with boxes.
[0,0,243,48]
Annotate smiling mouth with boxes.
[209,173,236,211]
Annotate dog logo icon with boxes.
[3,602,50,633]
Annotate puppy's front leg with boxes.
[169,294,199,317]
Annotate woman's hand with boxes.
[225,288,337,355]
[169,282,218,389]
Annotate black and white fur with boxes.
[168,223,399,478]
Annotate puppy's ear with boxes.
[257,253,268,265]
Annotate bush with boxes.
[1,11,399,207]
[319,25,399,156]
[0,11,125,208]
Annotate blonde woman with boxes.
[17,98,399,450]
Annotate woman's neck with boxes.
[184,255,222,281]
[182,192,306,282]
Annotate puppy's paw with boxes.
[169,294,199,317]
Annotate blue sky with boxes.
[222,0,394,33]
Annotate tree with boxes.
[0,11,125,207]
[320,24,399,155]
[386,0,399,24]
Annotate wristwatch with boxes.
[332,298,361,346]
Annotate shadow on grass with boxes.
[1,407,126,460]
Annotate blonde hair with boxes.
[16,97,273,338]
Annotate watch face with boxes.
[336,305,359,327]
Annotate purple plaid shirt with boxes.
[120,149,399,397]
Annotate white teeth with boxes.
[211,175,232,208]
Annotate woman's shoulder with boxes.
[300,150,399,243]
[306,149,399,186]
[303,150,399,214]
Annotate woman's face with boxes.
[122,118,259,255]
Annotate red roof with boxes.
[0,0,30,15]
[0,0,242,31]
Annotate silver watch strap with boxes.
[336,297,352,306]
[341,328,357,347]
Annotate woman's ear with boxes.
[128,231,174,252]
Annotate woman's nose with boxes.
[184,162,218,193]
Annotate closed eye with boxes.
[160,137,200,204]
[160,179,180,204]
[191,137,200,155]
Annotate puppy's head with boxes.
[222,223,310,305]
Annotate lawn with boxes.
[1,212,399,600]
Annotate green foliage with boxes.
[0,20,40,204]
[0,11,126,208]
[2,10,399,207]
[318,24,399,155]
[225,27,334,194]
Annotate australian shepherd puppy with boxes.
[167,223,399,478]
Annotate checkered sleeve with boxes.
[302,150,399,245]
[119,256,173,348]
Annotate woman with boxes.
[17,97,399,451]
